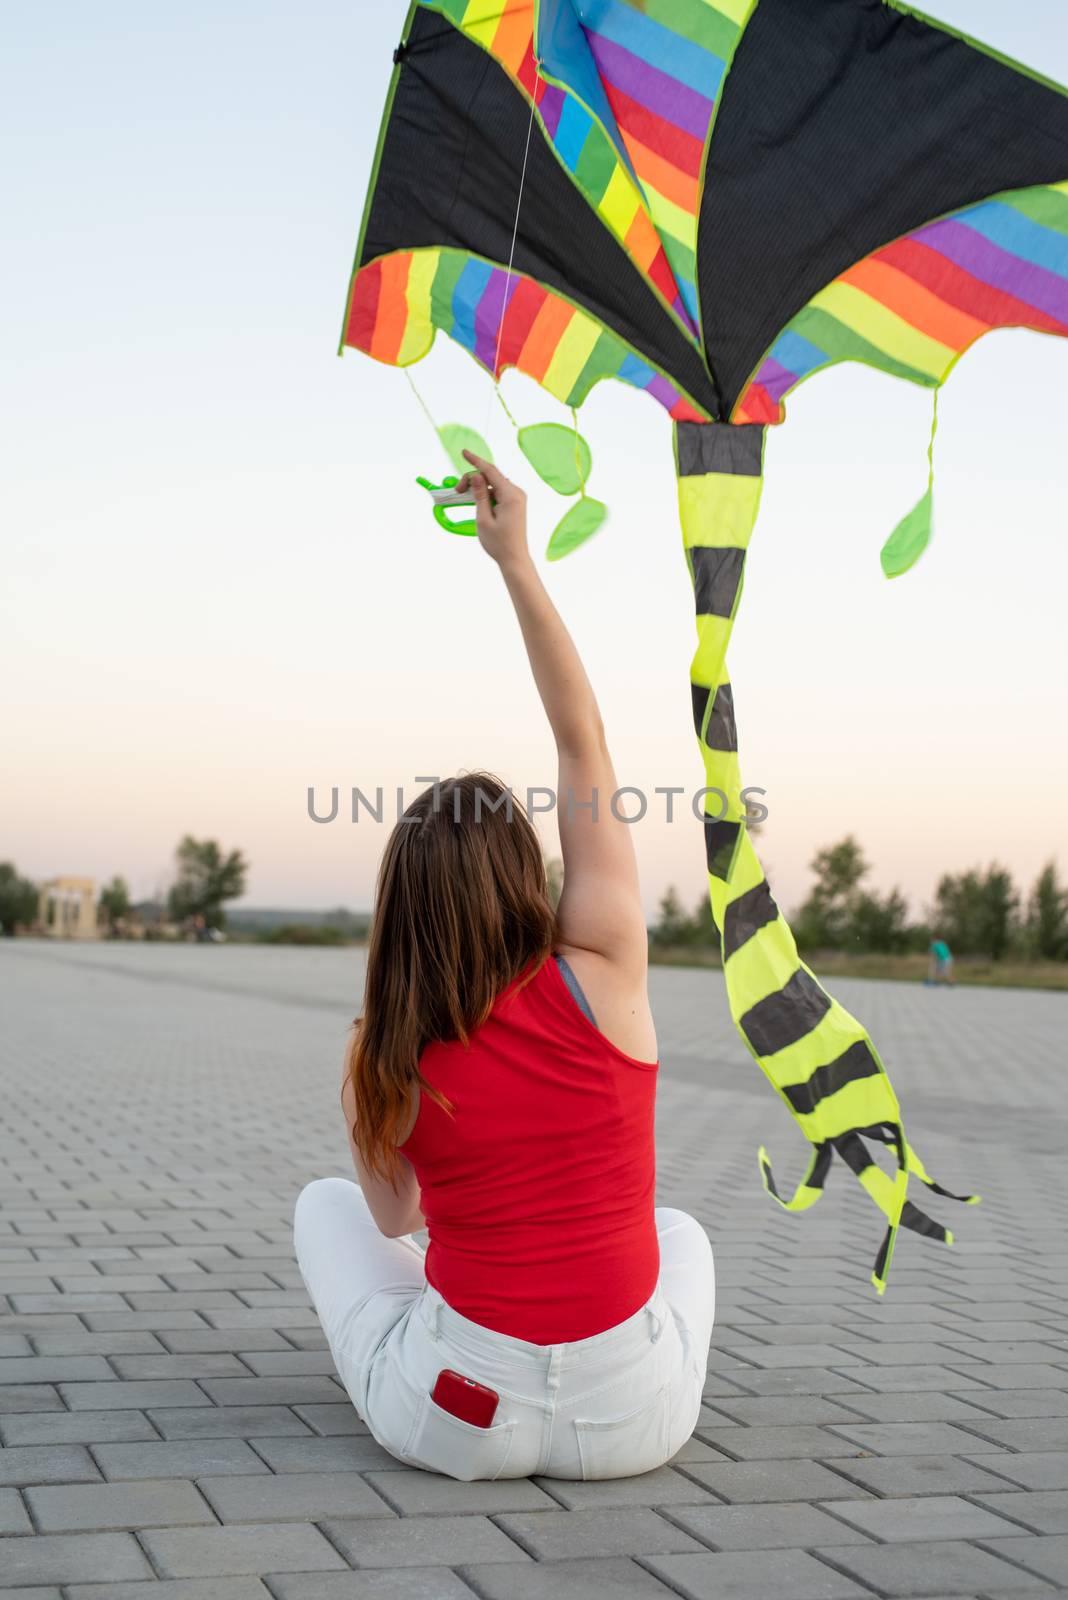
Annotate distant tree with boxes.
[982,866,1020,962]
[934,864,1020,960]
[689,893,719,947]
[1027,862,1068,961]
[651,886,692,946]
[795,837,910,954]
[932,869,985,955]
[796,836,868,950]
[0,862,37,936]
[848,887,911,954]
[98,876,131,933]
[167,837,248,931]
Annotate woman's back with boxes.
[401,956,659,1344]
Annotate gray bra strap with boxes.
[554,953,597,1027]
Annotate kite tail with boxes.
[674,421,976,1292]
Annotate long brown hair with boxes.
[347,773,556,1180]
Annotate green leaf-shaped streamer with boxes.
[880,488,933,579]
[518,423,592,496]
[546,497,607,561]
[438,424,493,474]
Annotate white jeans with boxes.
[293,1177,715,1481]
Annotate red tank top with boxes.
[399,955,659,1343]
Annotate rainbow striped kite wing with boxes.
[345,247,707,420]
[735,183,1068,425]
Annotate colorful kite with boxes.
[342,0,1068,1289]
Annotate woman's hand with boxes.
[457,449,529,569]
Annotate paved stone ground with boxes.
[2,939,1067,1600]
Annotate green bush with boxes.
[257,924,350,946]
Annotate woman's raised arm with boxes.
[459,452,649,986]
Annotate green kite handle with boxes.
[416,474,479,538]
[431,504,479,537]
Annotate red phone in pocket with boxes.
[432,1368,500,1428]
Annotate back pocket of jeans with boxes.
[573,1381,672,1480]
[402,1392,517,1481]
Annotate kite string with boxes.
[926,384,940,495]
[488,60,542,422]
[404,367,439,436]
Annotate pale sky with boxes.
[3,1,1066,921]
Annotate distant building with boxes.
[38,877,96,939]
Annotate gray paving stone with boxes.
[0,1385,63,1413]
[92,1439,270,1480]
[974,1492,1068,1534]
[250,1435,402,1473]
[719,1343,862,1368]
[831,1389,1000,1422]
[645,1548,869,1599]
[845,1363,988,1392]
[0,1408,157,1445]
[970,1390,1068,1419]
[0,1356,115,1383]
[275,1326,331,1348]
[70,1583,271,1600]
[82,1312,208,1331]
[826,1419,1007,1455]
[672,1459,874,1503]
[25,1477,215,1531]
[60,1379,212,1409]
[970,1454,1068,1491]
[365,1470,557,1515]
[9,1293,130,1314]
[324,1511,531,1565]
[198,1377,345,1406]
[958,1418,1068,1451]
[0,1444,101,1486]
[820,1537,1050,1595]
[941,1340,1068,1365]
[827,1452,1023,1496]
[822,1492,1033,1541]
[204,1308,320,1329]
[267,1573,482,1600]
[947,1363,1068,1389]
[0,1487,32,1534]
[707,1424,863,1460]
[705,1396,867,1426]
[292,1404,367,1436]
[149,1405,313,1439]
[158,1330,293,1354]
[665,1501,874,1550]
[980,1536,1068,1586]
[109,1353,252,1379]
[707,1367,870,1397]
[28,1331,164,1355]
[523,1467,717,1512]
[0,1530,154,1585]
[456,1558,676,1599]
[237,1351,340,1377]
[490,1507,702,1560]
[139,1522,348,1577]
[197,1472,394,1522]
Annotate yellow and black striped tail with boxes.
[675,420,978,1292]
